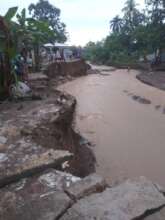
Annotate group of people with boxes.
[41,46,82,64]
[0,48,32,85]
[14,49,33,82]
[13,46,82,83]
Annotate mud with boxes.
[0,61,95,187]
[59,66,165,187]
[1,62,165,220]
[137,71,165,91]
[123,91,152,104]
[44,59,89,79]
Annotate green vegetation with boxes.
[29,0,67,43]
[84,0,165,67]
[0,0,66,96]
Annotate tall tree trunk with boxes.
[34,43,40,72]
[0,17,12,95]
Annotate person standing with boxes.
[55,48,62,61]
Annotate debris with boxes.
[0,136,7,144]
[10,81,31,98]
[61,177,165,220]
[65,173,107,200]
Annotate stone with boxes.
[155,183,165,195]
[61,177,165,220]
[155,105,161,110]
[0,153,8,162]
[0,139,73,188]
[163,108,165,114]
[0,144,6,151]
[38,170,81,190]
[0,136,7,144]
[10,81,31,98]
[28,73,48,81]
[138,97,151,104]
[65,173,106,200]
[132,95,151,104]
[143,207,165,220]
[0,170,76,220]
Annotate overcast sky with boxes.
[0,0,145,46]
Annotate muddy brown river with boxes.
[59,66,165,186]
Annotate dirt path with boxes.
[59,66,165,186]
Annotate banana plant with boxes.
[0,7,18,96]
[27,18,55,70]
[16,9,55,71]
[0,6,55,97]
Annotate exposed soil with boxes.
[44,59,90,79]
[137,71,165,91]
[0,60,95,185]
[123,90,152,104]
[1,63,165,220]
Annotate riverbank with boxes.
[0,60,96,181]
[59,65,165,187]
[1,62,165,219]
[137,70,165,91]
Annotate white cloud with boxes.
[67,27,108,46]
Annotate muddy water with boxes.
[59,66,165,186]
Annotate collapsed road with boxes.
[0,60,165,219]
[59,65,165,186]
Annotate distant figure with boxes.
[77,46,82,59]
[27,53,33,73]
[127,66,130,72]
[14,55,24,81]
[55,48,62,61]
[150,55,161,70]
[20,48,28,82]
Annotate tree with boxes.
[145,0,165,57]
[122,0,145,31]
[110,16,123,33]
[15,8,55,71]
[15,9,33,51]
[27,18,55,70]
[0,7,18,95]
[28,0,67,43]
[84,0,165,66]
[146,0,165,24]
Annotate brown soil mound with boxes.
[44,59,90,78]
[137,71,165,91]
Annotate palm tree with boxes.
[146,0,165,24]
[122,0,144,30]
[110,16,123,33]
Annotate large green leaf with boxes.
[4,7,18,22]
[5,46,17,59]
[0,39,5,52]
[21,8,26,21]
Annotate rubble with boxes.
[143,207,165,220]
[65,173,106,200]
[44,59,89,78]
[0,170,77,220]
[0,140,72,188]
[1,63,165,220]
[0,136,7,144]
[61,177,165,220]
[137,71,165,91]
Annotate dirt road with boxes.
[59,66,165,186]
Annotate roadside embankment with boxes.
[0,62,165,220]
[137,71,165,91]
